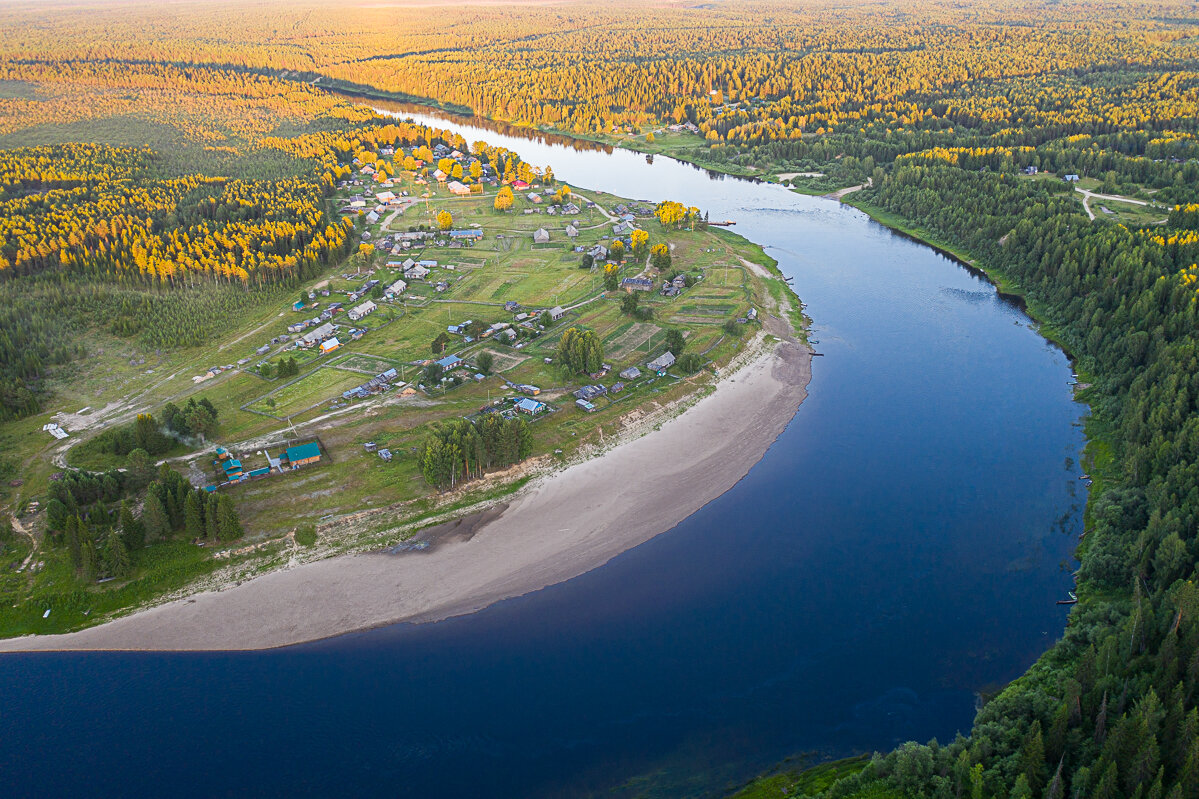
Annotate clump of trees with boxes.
[44,463,244,582]
[494,185,515,211]
[557,327,604,374]
[87,398,219,458]
[650,243,672,271]
[419,415,533,490]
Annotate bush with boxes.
[294,524,317,547]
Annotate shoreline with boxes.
[0,327,812,652]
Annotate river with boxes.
[0,103,1087,798]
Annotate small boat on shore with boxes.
[1056,591,1078,605]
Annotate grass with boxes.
[1,156,801,636]
[727,755,879,799]
[248,366,370,416]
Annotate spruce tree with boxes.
[206,494,220,541]
[217,496,243,541]
[142,492,168,542]
[65,514,82,570]
[184,492,204,540]
[119,500,143,551]
[102,527,131,579]
[80,538,96,582]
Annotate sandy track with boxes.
[0,334,811,652]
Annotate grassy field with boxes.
[0,150,801,636]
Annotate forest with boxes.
[2,0,1199,796]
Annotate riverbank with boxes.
[0,322,811,651]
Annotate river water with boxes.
[0,105,1087,798]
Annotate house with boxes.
[435,281,449,292]
[405,264,430,280]
[517,384,541,396]
[533,228,550,244]
[364,441,378,452]
[366,210,380,224]
[447,180,470,195]
[622,277,654,292]
[549,306,565,321]
[320,337,341,354]
[256,344,271,355]
[575,399,596,413]
[449,229,484,240]
[1024,166,1038,175]
[300,322,335,347]
[574,384,607,401]
[222,458,244,479]
[563,203,581,215]
[516,397,546,415]
[613,222,634,235]
[504,301,521,312]
[349,300,377,321]
[672,274,687,289]
[283,442,322,468]
[385,279,407,298]
[511,179,530,190]
[378,448,393,461]
[433,169,448,182]
[647,351,676,373]
[293,300,306,311]
[619,366,642,380]
[528,193,542,204]
[1064,174,1080,182]
[565,223,579,238]
[588,244,608,261]
[436,353,464,371]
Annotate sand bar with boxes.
[0,333,811,652]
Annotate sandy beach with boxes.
[0,331,811,652]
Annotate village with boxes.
[47,137,778,544]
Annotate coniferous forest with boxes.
[2,1,1199,797]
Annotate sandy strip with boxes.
[0,337,811,652]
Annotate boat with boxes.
[1056,591,1078,605]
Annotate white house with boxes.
[349,300,377,321]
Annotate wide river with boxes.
[0,106,1087,798]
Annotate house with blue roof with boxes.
[283,442,322,468]
[436,353,464,371]
[516,398,546,415]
